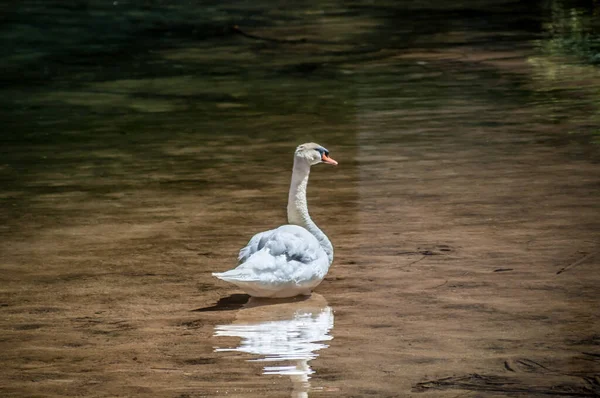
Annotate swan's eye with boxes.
[316,148,329,158]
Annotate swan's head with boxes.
[295,142,338,166]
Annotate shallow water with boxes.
[1,1,600,397]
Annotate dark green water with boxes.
[3,0,599,232]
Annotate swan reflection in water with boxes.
[214,294,334,397]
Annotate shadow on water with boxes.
[193,293,318,312]
[213,294,334,398]
[192,294,251,312]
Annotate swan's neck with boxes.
[288,159,333,263]
[287,159,334,263]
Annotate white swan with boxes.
[212,143,338,298]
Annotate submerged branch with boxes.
[556,250,599,275]
[233,25,322,44]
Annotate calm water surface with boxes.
[1,1,600,397]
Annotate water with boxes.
[1,0,600,397]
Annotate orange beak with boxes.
[322,153,338,165]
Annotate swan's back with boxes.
[213,225,330,297]
[238,225,322,264]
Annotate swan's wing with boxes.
[221,225,326,283]
[237,228,277,264]
[258,225,323,265]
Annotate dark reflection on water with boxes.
[2,1,598,174]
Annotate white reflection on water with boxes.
[214,294,334,397]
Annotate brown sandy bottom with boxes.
[1,125,599,397]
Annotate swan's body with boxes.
[212,143,337,298]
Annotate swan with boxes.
[212,142,338,298]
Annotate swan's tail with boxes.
[211,270,258,283]
[212,249,285,297]
[212,249,274,282]
[212,270,278,298]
